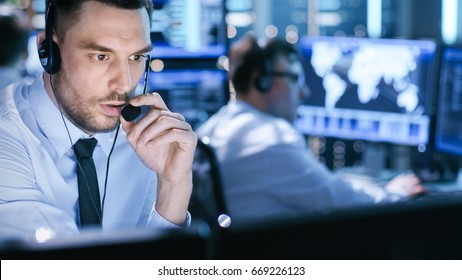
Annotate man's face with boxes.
[267,54,309,123]
[51,1,152,134]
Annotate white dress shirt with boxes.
[0,77,183,241]
[197,100,397,222]
[0,67,21,90]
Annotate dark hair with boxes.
[0,4,29,66]
[45,0,153,41]
[231,35,301,95]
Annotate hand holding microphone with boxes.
[120,93,196,225]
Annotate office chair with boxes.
[189,137,230,230]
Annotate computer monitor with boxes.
[434,46,462,157]
[31,0,228,58]
[150,0,227,59]
[295,36,438,147]
[146,68,228,129]
[212,196,462,259]
[0,224,209,259]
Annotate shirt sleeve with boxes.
[222,142,385,220]
[0,117,79,240]
[147,204,191,229]
[266,144,380,209]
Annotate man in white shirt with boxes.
[0,0,196,240]
[196,34,423,222]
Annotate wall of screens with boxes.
[146,69,227,129]
[148,0,229,128]
[150,0,227,59]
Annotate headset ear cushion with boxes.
[256,75,271,92]
[38,40,60,74]
[48,40,61,74]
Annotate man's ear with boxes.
[36,30,46,49]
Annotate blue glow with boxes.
[367,0,382,38]
[442,0,459,44]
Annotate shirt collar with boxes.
[233,99,268,116]
[29,76,118,158]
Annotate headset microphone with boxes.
[121,55,150,122]
[121,105,141,122]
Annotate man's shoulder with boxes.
[0,117,34,161]
[197,102,300,139]
[0,85,37,148]
[0,84,22,125]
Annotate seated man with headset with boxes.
[196,33,424,223]
[0,0,196,240]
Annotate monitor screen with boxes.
[146,69,228,128]
[295,36,438,146]
[31,0,46,30]
[434,47,462,157]
[150,0,227,59]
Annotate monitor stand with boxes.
[339,143,410,186]
[361,142,414,182]
[341,142,402,185]
[362,142,387,177]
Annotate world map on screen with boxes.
[310,42,421,113]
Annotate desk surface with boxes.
[339,166,462,192]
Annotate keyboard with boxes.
[407,190,462,205]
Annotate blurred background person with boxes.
[196,33,424,223]
[0,3,29,90]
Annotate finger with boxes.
[127,110,187,145]
[395,173,420,184]
[144,128,197,149]
[136,117,192,147]
[403,174,421,186]
[137,109,185,129]
[129,92,169,111]
[410,185,425,196]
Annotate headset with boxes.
[254,45,272,93]
[38,1,60,74]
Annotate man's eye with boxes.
[129,54,146,62]
[94,54,108,61]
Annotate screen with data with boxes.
[434,47,462,157]
[150,0,227,59]
[295,36,438,146]
[146,69,227,128]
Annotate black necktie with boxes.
[73,138,102,227]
